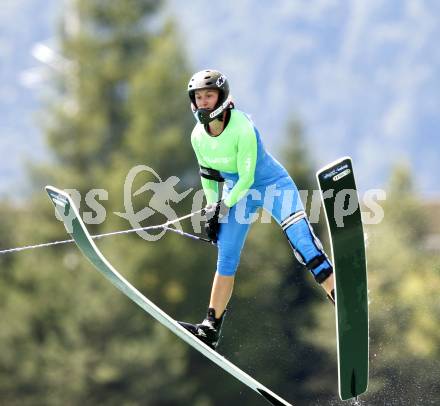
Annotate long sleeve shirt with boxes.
[191,109,289,207]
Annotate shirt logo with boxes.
[207,157,231,165]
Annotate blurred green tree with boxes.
[365,164,440,404]
[0,1,222,405]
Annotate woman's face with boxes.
[194,89,219,110]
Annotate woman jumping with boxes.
[179,69,335,350]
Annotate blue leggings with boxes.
[216,176,333,282]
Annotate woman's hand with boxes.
[204,200,230,242]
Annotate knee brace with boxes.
[281,210,333,283]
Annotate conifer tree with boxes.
[0,1,217,404]
[365,164,440,404]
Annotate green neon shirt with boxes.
[191,110,258,207]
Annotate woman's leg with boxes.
[208,272,235,318]
[212,195,257,314]
[264,177,335,298]
[178,194,257,349]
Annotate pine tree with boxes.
[0,1,219,404]
[364,164,440,404]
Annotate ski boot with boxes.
[178,308,226,350]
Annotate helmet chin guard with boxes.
[192,97,232,124]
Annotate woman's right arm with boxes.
[191,131,220,205]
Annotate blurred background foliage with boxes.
[0,1,439,405]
